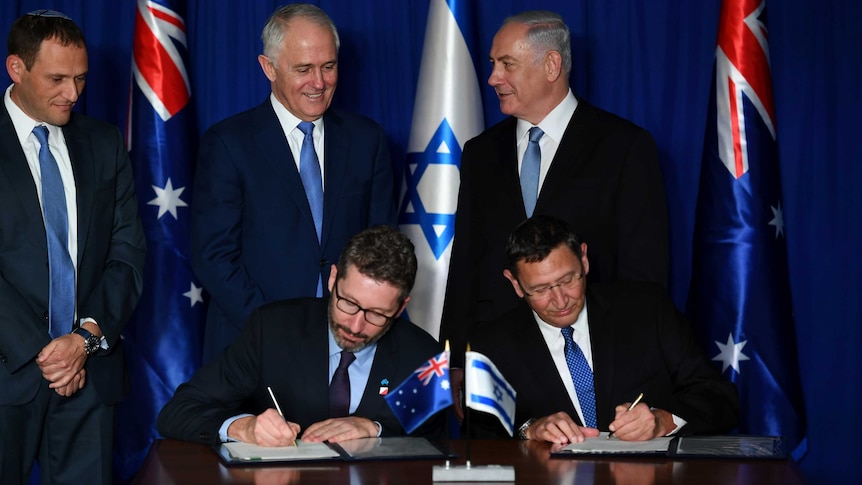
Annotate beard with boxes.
[328,304,392,352]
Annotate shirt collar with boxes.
[516,88,578,145]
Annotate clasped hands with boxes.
[37,334,89,397]
[525,401,676,444]
[228,408,380,447]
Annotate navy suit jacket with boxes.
[192,100,397,362]
[466,283,738,439]
[441,98,669,364]
[0,102,146,405]
[157,298,445,445]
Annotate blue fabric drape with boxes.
[1,1,858,481]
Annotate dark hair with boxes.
[8,11,86,70]
[336,226,417,300]
[506,215,583,277]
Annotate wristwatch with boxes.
[517,418,535,440]
[73,327,101,355]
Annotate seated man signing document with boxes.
[466,216,738,443]
[158,226,443,445]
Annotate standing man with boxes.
[192,4,397,363]
[441,10,669,416]
[467,216,737,442]
[159,226,444,445]
[0,10,146,484]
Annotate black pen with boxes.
[267,386,297,446]
[607,392,644,439]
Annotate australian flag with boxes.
[385,351,454,434]
[687,0,806,460]
[114,0,204,480]
[398,0,483,338]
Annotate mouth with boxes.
[304,92,324,100]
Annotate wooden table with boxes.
[132,439,806,484]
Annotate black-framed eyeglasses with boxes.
[333,280,396,327]
[520,271,584,300]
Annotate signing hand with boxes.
[608,402,675,441]
[228,408,300,447]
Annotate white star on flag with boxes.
[768,201,785,239]
[713,333,750,374]
[441,379,450,391]
[183,282,203,307]
[148,178,188,219]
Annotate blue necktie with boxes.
[520,126,544,217]
[34,126,75,339]
[561,326,597,428]
[329,350,356,417]
[297,121,324,297]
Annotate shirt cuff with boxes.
[667,414,687,436]
[373,420,382,437]
[80,317,109,350]
[219,414,254,442]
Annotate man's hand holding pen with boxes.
[227,408,301,447]
[608,399,676,441]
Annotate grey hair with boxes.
[503,10,571,75]
[261,3,340,62]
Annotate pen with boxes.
[607,392,644,439]
[267,386,296,446]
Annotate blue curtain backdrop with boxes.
[1,1,858,481]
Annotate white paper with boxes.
[222,440,341,461]
[556,432,672,454]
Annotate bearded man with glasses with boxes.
[158,226,443,446]
[466,215,738,444]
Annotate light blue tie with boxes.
[297,121,324,297]
[520,126,544,217]
[34,126,75,339]
[561,326,597,428]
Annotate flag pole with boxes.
[464,342,472,468]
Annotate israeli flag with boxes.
[398,0,483,338]
[465,351,517,436]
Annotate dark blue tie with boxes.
[520,126,544,217]
[329,350,356,417]
[297,121,324,297]
[561,326,597,428]
[33,126,75,339]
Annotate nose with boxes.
[64,78,82,102]
[344,311,367,334]
[546,285,568,308]
[310,68,325,89]
[488,64,503,87]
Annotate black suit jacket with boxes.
[191,101,397,363]
[157,298,444,445]
[441,99,669,363]
[467,283,738,439]
[0,103,146,405]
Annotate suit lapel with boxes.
[354,321,398,419]
[494,119,530,219]
[295,300,332,422]
[585,287,617,427]
[62,117,94,264]
[321,110,347,250]
[0,105,46,249]
[535,99,598,214]
[254,102,319,240]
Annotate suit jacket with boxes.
[0,102,146,405]
[157,298,444,445]
[466,282,738,439]
[441,99,669,363]
[191,100,397,362]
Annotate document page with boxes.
[221,440,341,461]
[553,432,673,455]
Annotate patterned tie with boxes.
[297,121,324,297]
[519,126,544,217]
[561,326,597,428]
[329,350,356,417]
[33,126,76,339]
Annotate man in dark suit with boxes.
[467,216,736,442]
[440,10,669,417]
[0,10,146,484]
[192,4,397,363]
[158,226,443,446]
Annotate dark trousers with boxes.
[0,377,114,485]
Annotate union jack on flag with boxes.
[115,0,204,480]
[385,351,454,434]
[688,0,807,460]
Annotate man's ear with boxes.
[6,55,24,82]
[544,50,563,82]
[580,242,590,276]
[503,269,525,299]
[327,264,338,292]
[258,54,277,82]
[394,296,411,318]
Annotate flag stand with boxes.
[432,344,514,482]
